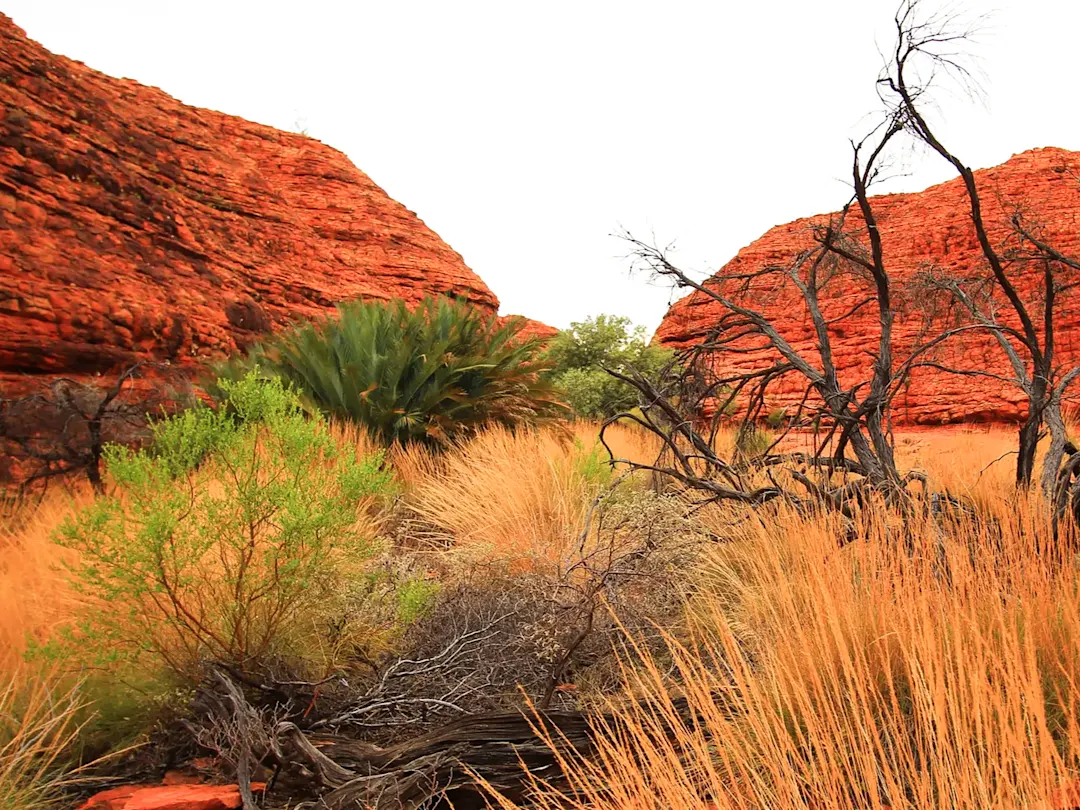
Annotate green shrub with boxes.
[571,437,615,491]
[212,296,567,447]
[395,578,440,625]
[552,367,634,421]
[50,372,397,680]
[734,422,773,460]
[766,407,788,429]
[546,315,673,419]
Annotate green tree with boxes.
[546,315,672,419]
[213,297,567,447]
[51,372,397,678]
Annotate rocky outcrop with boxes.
[79,784,264,810]
[0,14,500,394]
[502,315,559,342]
[656,148,1080,424]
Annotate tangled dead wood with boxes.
[274,710,596,809]
[201,669,715,810]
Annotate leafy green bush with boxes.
[213,296,567,447]
[546,315,672,419]
[395,578,440,625]
[50,372,397,679]
[570,437,615,491]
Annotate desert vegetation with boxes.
[211,296,566,447]
[4,412,1079,808]
[3,2,1080,809]
[545,314,673,420]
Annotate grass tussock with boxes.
[405,422,658,566]
[492,493,1080,810]
[0,669,84,810]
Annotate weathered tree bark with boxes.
[1018,387,1045,490]
[271,696,712,810]
[1053,451,1080,540]
[1041,369,1080,497]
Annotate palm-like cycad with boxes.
[213,297,567,446]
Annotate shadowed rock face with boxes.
[0,13,501,394]
[656,147,1080,424]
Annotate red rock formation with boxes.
[79,784,264,810]
[656,148,1080,424]
[501,315,559,342]
[0,14,500,395]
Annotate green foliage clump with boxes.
[734,422,773,460]
[766,407,788,429]
[570,437,615,491]
[395,578,440,625]
[546,315,672,420]
[50,372,397,680]
[213,296,567,447]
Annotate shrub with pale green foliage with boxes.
[546,314,673,420]
[212,296,567,447]
[49,372,397,679]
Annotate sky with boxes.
[5,1,1079,335]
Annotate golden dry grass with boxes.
[490,489,1080,809]
[403,422,658,567]
[0,423,1055,684]
[775,426,1020,494]
[0,668,85,810]
[3,420,1080,809]
[0,493,89,677]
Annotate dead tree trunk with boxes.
[882,0,1080,491]
[1042,369,1080,497]
[269,696,719,810]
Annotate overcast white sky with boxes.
[5,1,1079,333]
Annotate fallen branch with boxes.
[272,695,724,810]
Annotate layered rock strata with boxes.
[0,14,503,394]
[656,148,1080,423]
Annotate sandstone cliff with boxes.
[506,317,559,343]
[656,148,1080,424]
[0,14,503,394]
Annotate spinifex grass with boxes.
[0,670,84,810]
[404,422,658,567]
[491,494,1080,810]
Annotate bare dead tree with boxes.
[268,689,727,810]
[188,669,277,810]
[604,109,959,520]
[1053,444,1080,539]
[187,628,724,810]
[307,616,510,733]
[604,1,1078,525]
[879,0,1080,492]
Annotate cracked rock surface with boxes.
[0,13,499,394]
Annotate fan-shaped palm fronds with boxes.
[212,297,567,446]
